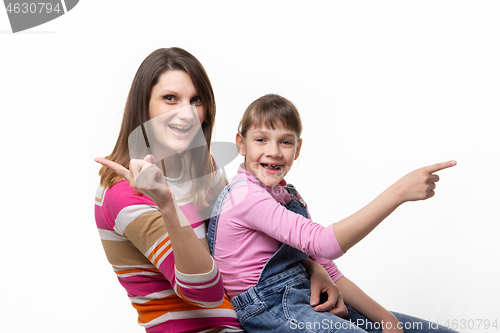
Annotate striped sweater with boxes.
[94,176,242,333]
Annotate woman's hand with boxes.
[95,155,174,209]
[391,160,456,204]
[304,259,348,317]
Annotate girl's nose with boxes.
[266,142,282,157]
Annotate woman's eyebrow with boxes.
[157,89,179,95]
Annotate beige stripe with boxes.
[95,185,106,206]
[123,211,169,256]
[101,239,151,267]
[115,204,158,235]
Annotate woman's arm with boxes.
[333,160,456,252]
[335,276,403,333]
[96,156,213,274]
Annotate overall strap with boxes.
[257,183,310,282]
[206,179,247,256]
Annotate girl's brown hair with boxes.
[99,47,217,206]
[238,94,302,138]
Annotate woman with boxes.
[95,47,341,333]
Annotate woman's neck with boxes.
[161,153,182,179]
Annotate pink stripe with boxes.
[119,276,172,297]
[179,202,206,226]
[178,278,225,304]
[94,206,113,230]
[103,180,156,226]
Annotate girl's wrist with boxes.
[386,181,406,207]
[381,313,400,330]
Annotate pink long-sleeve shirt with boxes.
[212,165,345,298]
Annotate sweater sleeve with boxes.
[103,181,225,308]
[309,255,343,282]
[225,182,345,260]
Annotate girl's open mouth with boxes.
[261,163,282,171]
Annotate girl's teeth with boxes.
[262,164,281,170]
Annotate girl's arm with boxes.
[302,258,348,317]
[335,276,403,333]
[333,160,456,252]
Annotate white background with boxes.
[1,1,499,332]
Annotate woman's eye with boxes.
[163,95,176,102]
[191,96,202,105]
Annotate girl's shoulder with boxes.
[225,175,276,204]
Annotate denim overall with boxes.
[207,180,344,332]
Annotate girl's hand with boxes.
[308,264,348,317]
[392,160,456,204]
[95,155,174,209]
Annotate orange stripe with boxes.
[153,243,172,266]
[219,296,236,310]
[132,294,236,324]
[133,294,201,323]
[177,289,235,310]
[147,236,170,261]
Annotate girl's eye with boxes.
[255,138,266,143]
[282,140,293,145]
[190,96,202,105]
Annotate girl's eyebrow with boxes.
[251,130,296,140]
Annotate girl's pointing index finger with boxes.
[425,160,457,174]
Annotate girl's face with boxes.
[236,124,302,187]
[147,70,205,155]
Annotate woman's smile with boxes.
[168,124,194,137]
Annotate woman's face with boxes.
[147,70,206,155]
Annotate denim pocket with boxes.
[237,300,286,332]
[282,277,312,321]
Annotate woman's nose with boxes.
[176,104,196,121]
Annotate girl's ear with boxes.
[294,138,302,160]
[236,132,246,156]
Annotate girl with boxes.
[207,93,458,333]
[95,48,341,333]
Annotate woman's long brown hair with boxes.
[99,47,217,207]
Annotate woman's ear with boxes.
[236,132,246,156]
[294,138,302,160]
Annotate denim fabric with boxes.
[207,179,246,257]
[207,181,459,333]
